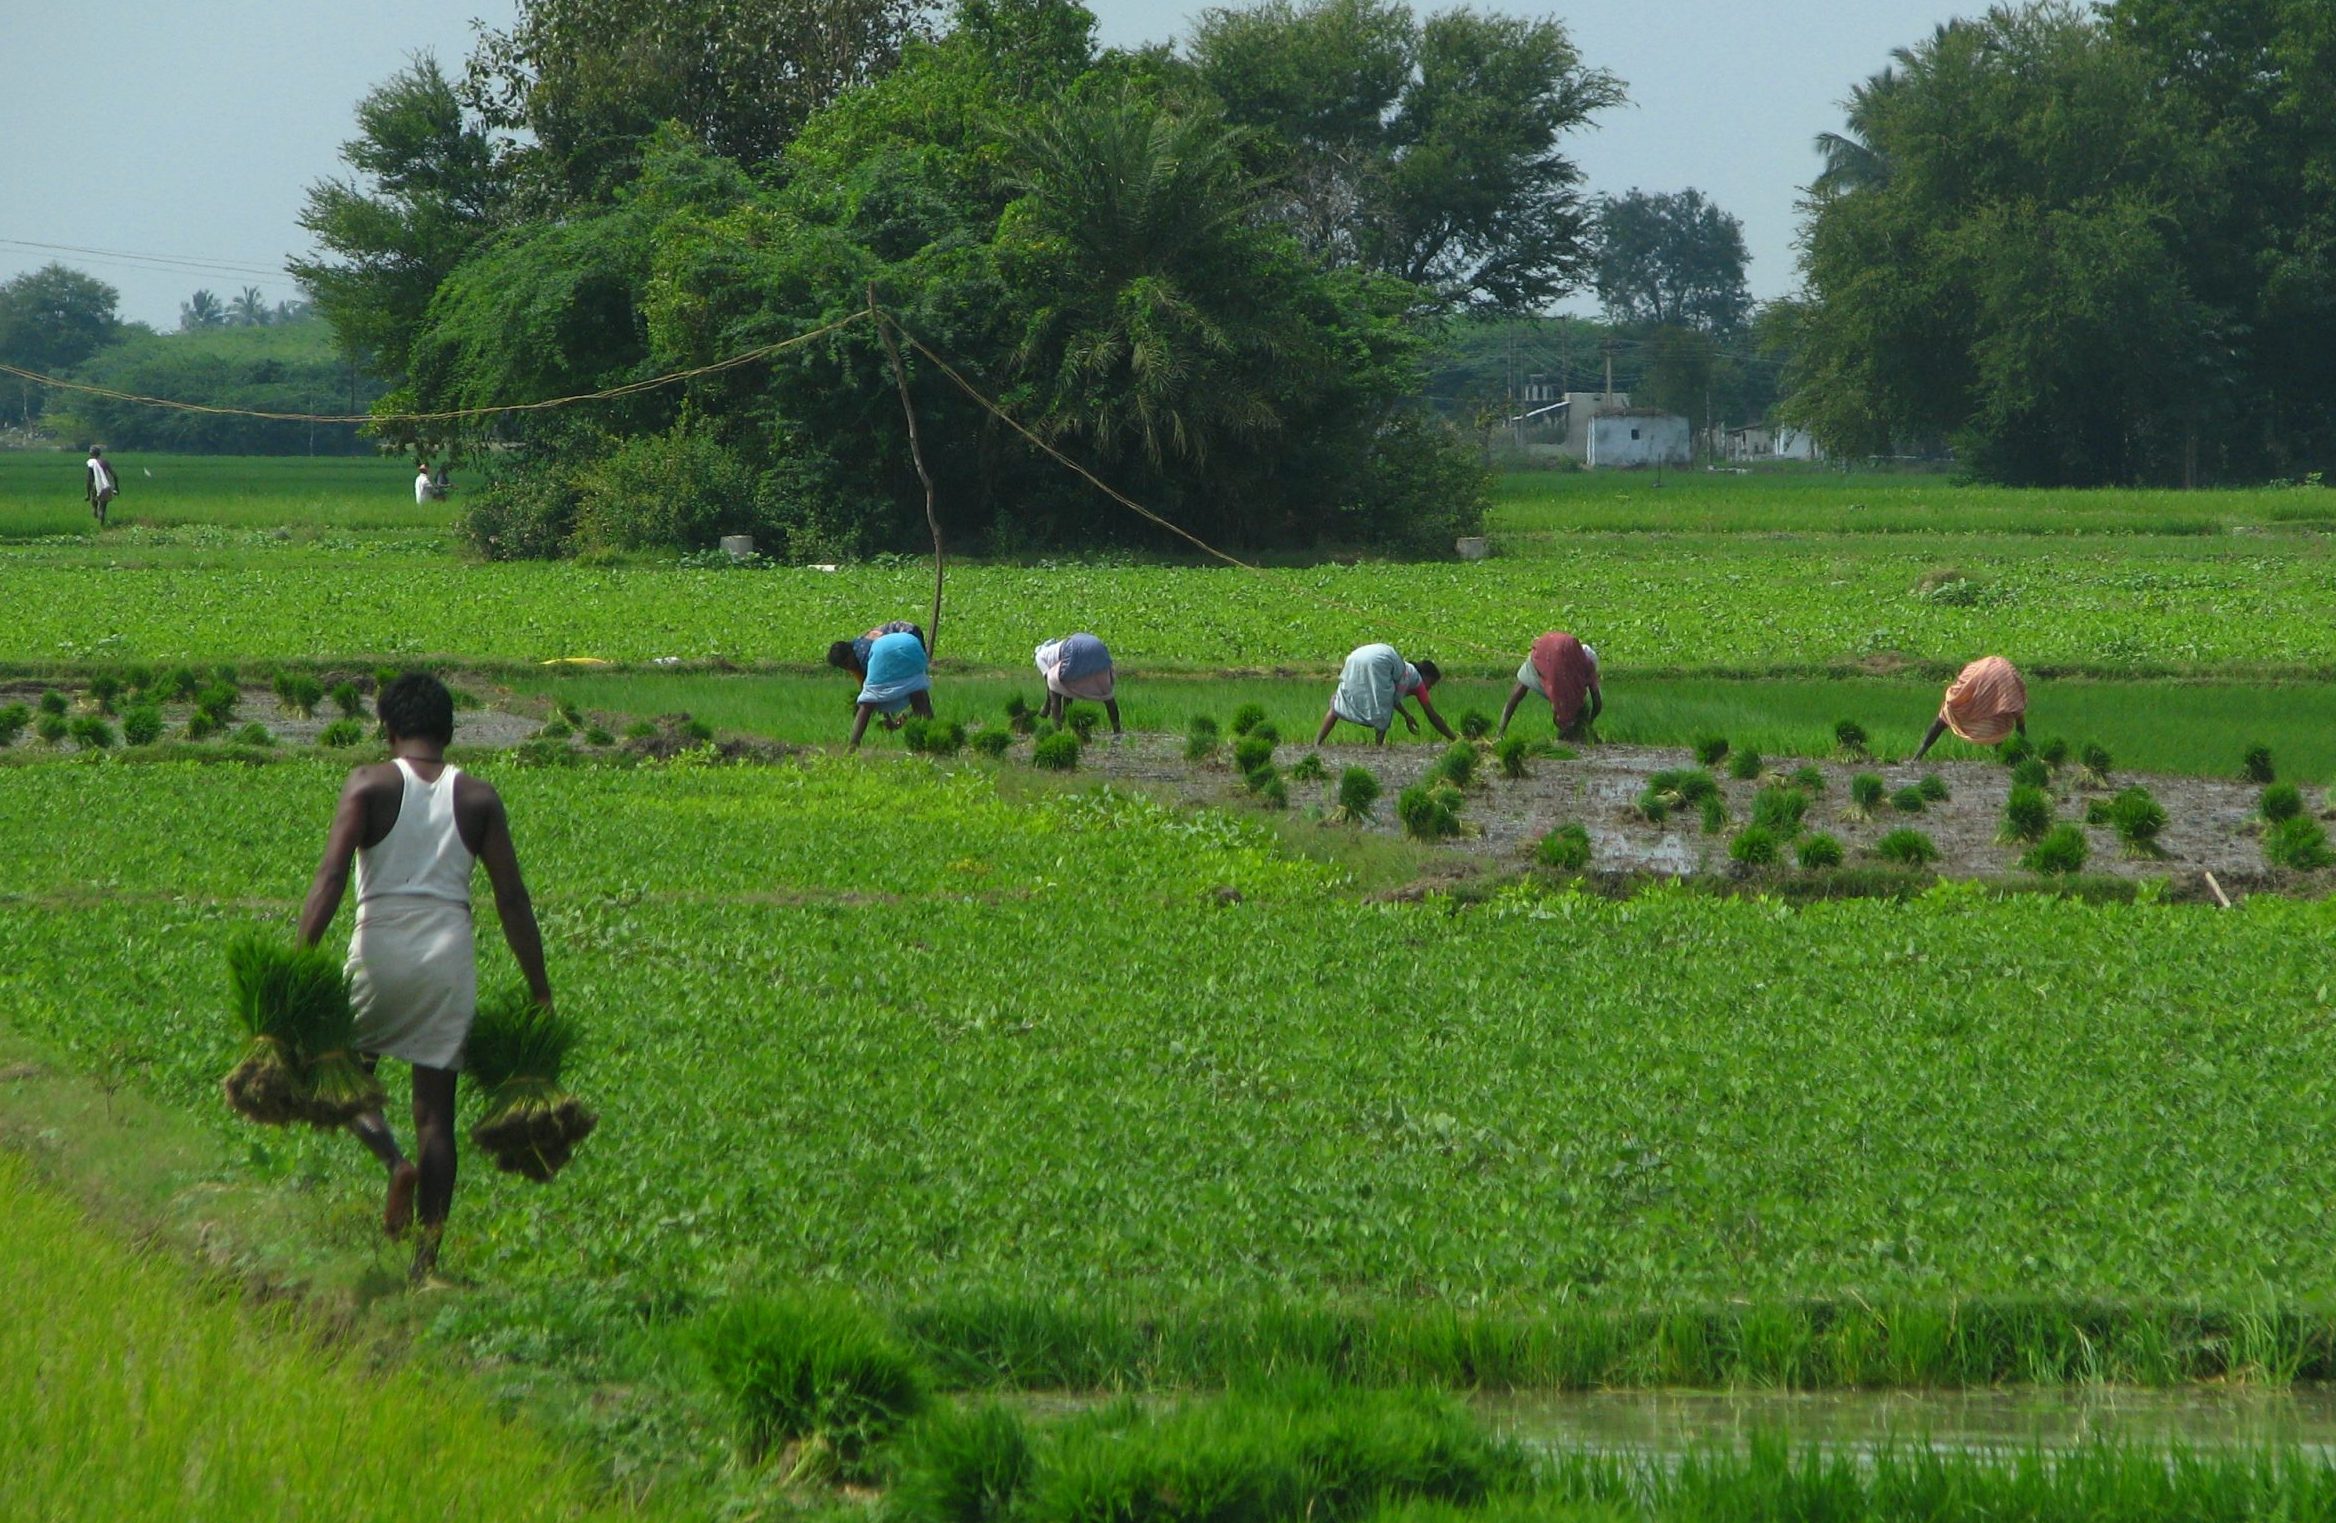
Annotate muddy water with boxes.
[1477,1386,2336,1458]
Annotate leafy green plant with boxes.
[1874,828,1941,867]
[1694,735,1729,767]
[1999,785,2054,844]
[1536,822,1592,870]
[1796,833,1845,869]
[887,1402,1033,1523]
[971,727,1014,758]
[1832,719,1867,759]
[2263,815,2336,871]
[1397,779,1463,839]
[1494,734,1530,779]
[2021,824,2090,875]
[273,672,325,718]
[1728,825,1781,866]
[2242,743,2276,783]
[120,705,164,746]
[697,1293,929,1477]
[1751,786,1806,833]
[2106,786,2167,857]
[317,719,367,748]
[1230,703,1268,736]
[1032,731,1079,771]
[1891,786,1927,813]
[1727,748,1764,781]
[1916,774,1950,803]
[2260,782,2304,823]
[68,715,115,750]
[1331,766,1380,823]
[1458,709,1493,740]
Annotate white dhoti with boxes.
[348,897,477,1070]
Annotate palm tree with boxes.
[229,286,271,326]
[179,289,226,331]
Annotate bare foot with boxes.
[383,1161,419,1240]
[408,1223,444,1287]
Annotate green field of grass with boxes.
[0,451,449,537]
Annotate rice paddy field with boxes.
[10,452,2336,1519]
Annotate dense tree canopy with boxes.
[50,319,386,454]
[0,264,120,425]
[1592,189,1750,334]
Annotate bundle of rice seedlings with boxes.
[1063,705,1103,742]
[273,672,325,718]
[625,719,658,740]
[1699,793,1729,834]
[1495,735,1530,779]
[38,689,67,717]
[194,681,239,726]
[1397,779,1463,840]
[554,697,584,727]
[584,724,615,746]
[2106,786,2168,857]
[2260,782,2304,823]
[970,727,1014,759]
[1430,740,1477,788]
[1004,695,1035,735]
[1891,785,1927,814]
[68,715,115,750]
[1256,774,1289,809]
[221,934,384,1128]
[89,674,123,712]
[465,987,596,1182]
[1917,774,1950,803]
[1874,828,1940,867]
[1728,825,1781,867]
[1832,720,1868,760]
[1241,761,1280,796]
[1636,767,1715,822]
[2077,742,2113,788]
[1248,720,1281,746]
[1232,733,1276,777]
[1997,732,2034,766]
[2242,744,2276,784]
[1031,731,1080,771]
[1458,709,1493,741]
[373,665,402,695]
[2009,757,2051,790]
[329,680,365,718]
[120,704,164,746]
[1999,785,2054,844]
[1229,703,1268,736]
[0,702,28,746]
[1330,766,1380,823]
[317,718,367,748]
[2264,815,2336,871]
[165,665,203,700]
[1184,714,1220,761]
[905,718,966,757]
[1726,747,1764,781]
[36,712,68,744]
[230,723,275,748]
[1536,822,1592,870]
[1289,751,1326,783]
[2022,823,2090,876]
[1751,785,1806,833]
[1789,765,1827,795]
[1797,833,1845,869]
[2038,737,2070,769]
[537,717,574,740]
[184,709,220,741]
[1694,736,1730,767]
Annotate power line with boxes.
[0,237,286,282]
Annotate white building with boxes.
[1587,408,1692,468]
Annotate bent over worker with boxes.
[1915,655,2026,759]
[297,672,553,1285]
[1499,631,1601,742]
[1314,642,1455,746]
[1034,632,1121,736]
[825,620,925,682]
[848,628,934,748]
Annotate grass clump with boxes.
[1694,735,1729,766]
[88,674,123,712]
[273,671,325,718]
[1637,768,1717,823]
[904,718,967,757]
[120,704,164,746]
[38,689,67,717]
[1726,747,1764,781]
[1890,786,1927,814]
[36,712,70,744]
[623,719,657,741]
[1032,731,1080,771]
[1788,765,1826,795]
[1184,715,1220,761]
[2261,782,2305,823]
[698,1293,929,1479]
[2022,823,2091,876]
[1536,822,1592,871]
[1832,719,1867,759]
[1289,751,1326,783]
[0,702,28,745]
[67,715,115,750]
[317,718,367,748]
[164,665,202,700]
[230,723,275,748]
[2009,757,2050,790]
[971,727,1014,759]
[2263,814,2336,871]
[1458,709,1492,740]
[1999,785,2054,844]
[221,933,384,1128]
[328,679,364,718]
[536,718,573,741]
[887,1402,1034,1523]
[1997,732,2034,765]
[194,680,239,726]
[1873,828,1940,867]
[1004,695,1036,736]
[1232,733,1276,778]
[1063,704,1104,743]
[464,987,596,1182]
[582,724,613,747]
[1699,794,1729,834]
[1750,786,1807,833]
[1728,825,1782,867]
[2104,785,2168,857]
[1429,740,1476,789]
[1331,766,1381,823]
[1229,702,1268,737]
[2077,741,2113,788]
[1796,833,1845,869]
[1494,735,1530,780]
[1397,780,1464,840]
[2243,743,2276,783]
[183,710,219,741]
[1916,773,1950,803]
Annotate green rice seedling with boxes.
[1184,717,1220,762]
[1397,780,1463,840]
[2261,782,2305,822]
[1243,761,1281,796]
[1751,786,1807,833]
[1997,731,2034,765]
[121,663,155,694]
[536,718,573,740]
[1032,731,1079,771]
[119,704,163,746]
[230,723,274,747]
[1728,825,1781,866]
[1031,718,1058,740]
[1494,734,1530,779]
[329,680,364,718]
[583,724,613,746]
[1699,793,1729,834]
[221,933,383,1128]
[1458,709,1493,740]
[2022,823,2091,875]
[698,1292,930,1479]
[1873,828,1940,867]
[1789,765,1826,794]
[971,727,1013,759]
[2038,736,2069,768]
[1999,785,2054,844]
[1536,822,1592,870]
[316,719,367,748]
[165,664,202,700]
[1331,766,1380,823]
[1257,774,1290,809]
[1430,740,1477,789]
[1832,719,1867,759]
[1890,786,1926,813]
[1694,735,1729,766]
[372,665,401,694]
[2077,741,2113,787]
[2243,743,2276,783]
[36,712,68,744]
[904,718,966,757]
[1289,752,1326,783]
[623,719,657,740]
[1916,773,1950,802]
[38,689,67,717]
[553,697,583,727]
[448,685,481,710]
[2263,814,2336,871]
[888,1402,1033,1523]
[683,717,715,741]
[2010,757,2050,790]
[1064,704,1103,742]
[88,673,123,712]
[1230,702,1268,736]
[2107,785,2168,856]
[1248,720,1281,746]
[0,703,27,745]
[273,672,325,718]
[1727,747,1764,781]
[1637,768,1718,824]
[1003,695,1035,735]
[1232,733,1276,777]
[194,680,238,725]
[465,986,596,1181]
[184,709,220,741]
[67,714,116,749]
[1796,833,1845,869]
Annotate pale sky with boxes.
[1,0,1969,330]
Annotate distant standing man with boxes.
[85,445,119,527]
[416,462,435,505]
[297,672,554,1285]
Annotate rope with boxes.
[0,308,874,426]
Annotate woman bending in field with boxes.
[825,620,925,681]
[1034,632,1121,736]
[1499,631,1601,742]
[1915,655,2026,758]
[1314,643,1455,746]
[848,629,934,749]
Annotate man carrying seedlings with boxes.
[1034,631,1122,736]
[1499,630,1602,742]
[85,445,119,527]
[1915,654,2027,759]
[847,628,935,749]
[297,672,554,1284]
[1313,642,1456,746]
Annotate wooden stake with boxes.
[2204,871,2231,909]
[870,287,944,656]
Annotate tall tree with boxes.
[1188,0,1623,313]
[1592,188,1751,332]
[0,264,119,424]
[229,286,272,326]
[179,289,227,331]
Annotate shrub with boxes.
[1430,740,1476,789]
[1397,780,1463,839]
[38,689,67,716]
[1797,833,1845,869]
[2264,815,2336,871]
[273,671,325,718]
[88,674,123,712]
[231,723,275,747]
[1751,786,1807,833]
[1916,774,1950,803]
[1694,735,1729,766]
[1032,731,1079,771]
[1232,734,1276,777]
[1458,709,1493,740]
[570,421,758,553]
[1537,822,1593,870]
[2000,785,2054,844]
[971,727,1013,758]
[2261,782,2305,823]
[1495,734,1530,779]
[1728,825,1781,866]
[2106,786,2167,855]
[2242,744,2276,784]
[1064,705,1104,743]
[1230,703,1268,736]
[1832,719,1868,758]
[1332,767,1381,822]
[697,1293,929,1476]
[120,704,164,746]
[1891,786,1927,814]
[2010,757,2051,790]
[37,713,69,744]
[1727,748,1764,781]
[2078,742,2113,787]
[1874,828,1941,867]
[328,680,364,718]
[2021,823,2090,875]
[1289,752,1326,783]
[317,719,367,748]
[1789,765,1826,795]
[67,715,115,750]
[457,460,580,560]
[0,702,31,745]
